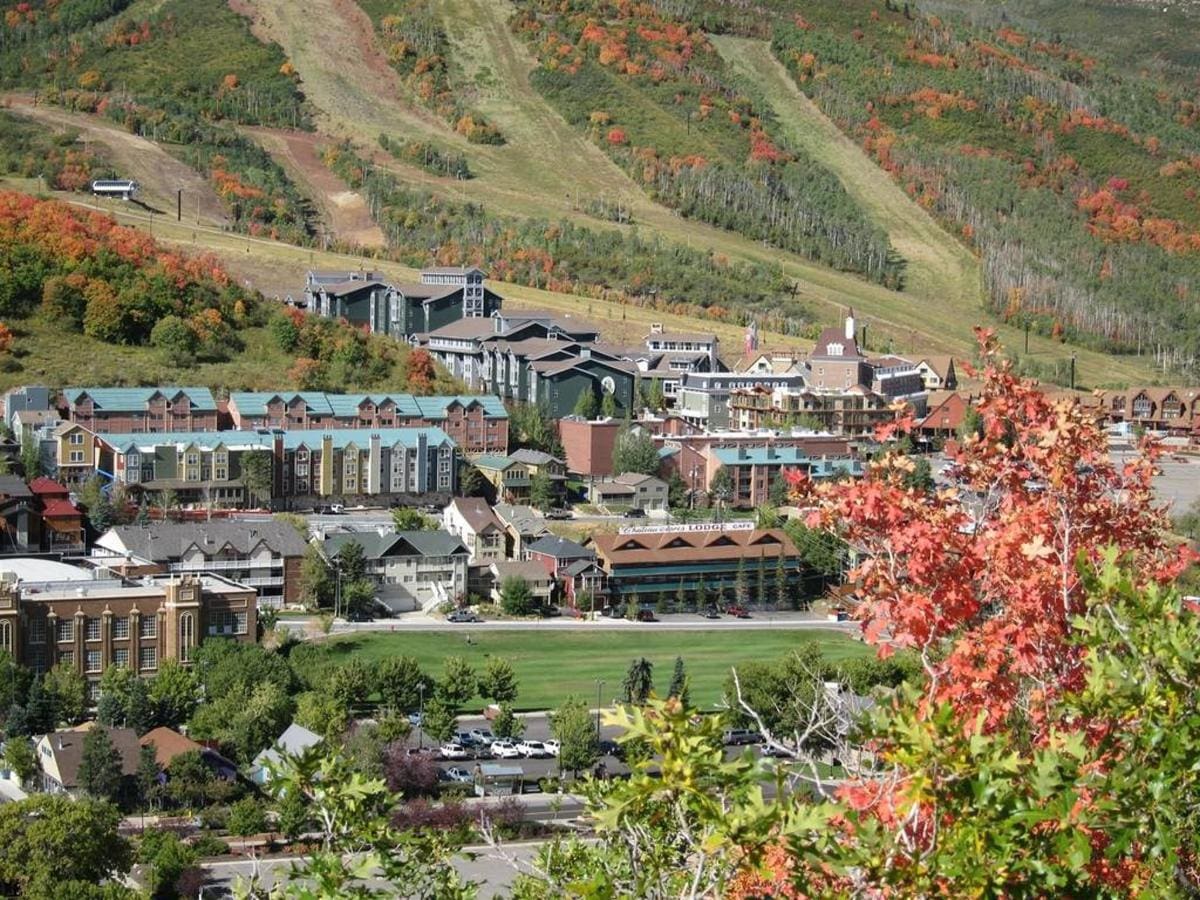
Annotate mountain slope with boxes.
[711,36,980,308]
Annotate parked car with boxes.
[544,507,572,520]
[516,740,551,759]
[405,746,435,756]
[702,606,721,619]
[455,731,478,747]
[724,605,751,619]
[490,740,521,759]
[407,712,423,727]
[439,742,471,760]
[328,503,345,515]
[759,744,796,759]
[722,728,764,746]
[543,740,561,757]
[447,609,482,623]
[636,609,658,622]
[443,766,475,784]
[622,507,647,518]
[598,739,624,759]
[541,605,563,618]
[470,728,495,745]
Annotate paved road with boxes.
[279,610,859,635]
[199,840,543,898]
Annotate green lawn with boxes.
[316,628,870,712]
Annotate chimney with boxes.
[650,322,663,335]
[845,308,856,342]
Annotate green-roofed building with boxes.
[91,426,459,509]
[65,387,219,434]
[227,392,509,454]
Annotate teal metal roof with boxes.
[97,427,453,453]
[474,455,514,471]
[229,392,335,415]
[711,448,863,477]
[228,392,507,419]
[96,431,271,453]
[67,387,217,411]
[281,427,453,451]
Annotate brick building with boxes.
[63,387,219,434]
[558,418,623,477]
[227,392,509,455]
[0,565,256,701]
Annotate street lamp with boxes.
[418,683,426,749]
[595,679,604,741]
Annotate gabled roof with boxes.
[318,279,388,297]
[40,725,141,788]
[139,726,205,768]
[253,723,322,771]
[492,503,549,537]
[323,529,468,560]
[918,356,956,381]
[27,476,68,496]
[425,318,497,341]
[40,499,81,518]
[509,448,562,466]
[562,558,602,577]
[0,475,31,499]
[65,387,217,412]
[613,472,663,487]
[474,455,515,472]
[447,497,503,534]
[525,535,593,560]
[592,528,799,565]
[99,520,309,561]
[490,559,553,583]
[810,328,863,361]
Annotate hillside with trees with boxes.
[0,0,316,240]
[0,190,455,391]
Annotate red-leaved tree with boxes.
[791,329,1186,731]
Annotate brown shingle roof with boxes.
[139,726,204,768]
[449,497,503,534]
[45,724,140,788]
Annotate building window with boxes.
[86,618,101,641]
[58,650,74,668]
[56,620,73,643]
[0,620,10,652]
[234,611,248,635]
[139,647,157,671]
[69,433,84,445]
[1132,396,1153,418]
[87,681,101,703]
[215,467,228,480]
[179,613,195,663]
[27,647,45,672]
[112,617,129,640]
[113,648,129,668]
[69,451,84,463]
[28,619,45,644]
[140,616,157,639]
[85,650,101,673]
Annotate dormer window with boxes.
[827,343,844,357]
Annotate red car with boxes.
[724,605,751,619]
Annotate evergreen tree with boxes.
[622,658,654,705]
[675,578,687,611]
[775,555,790,610]
[135,744,161,811]
[125,678,153,735]
[573,389,598,419]
[78,727,123,802]
[25,675,56,734]
[667,657,689,708]
[4,704,28,739]
[734,557,749,607]
[600,391,618,419]
[612,427,661,476]
[529,470,554,511]
[478,657,519,705]
[756,557,767,608]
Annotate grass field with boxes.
[315,628,871,711]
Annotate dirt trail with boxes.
[245,126,385,248]
[2,95,228,225]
